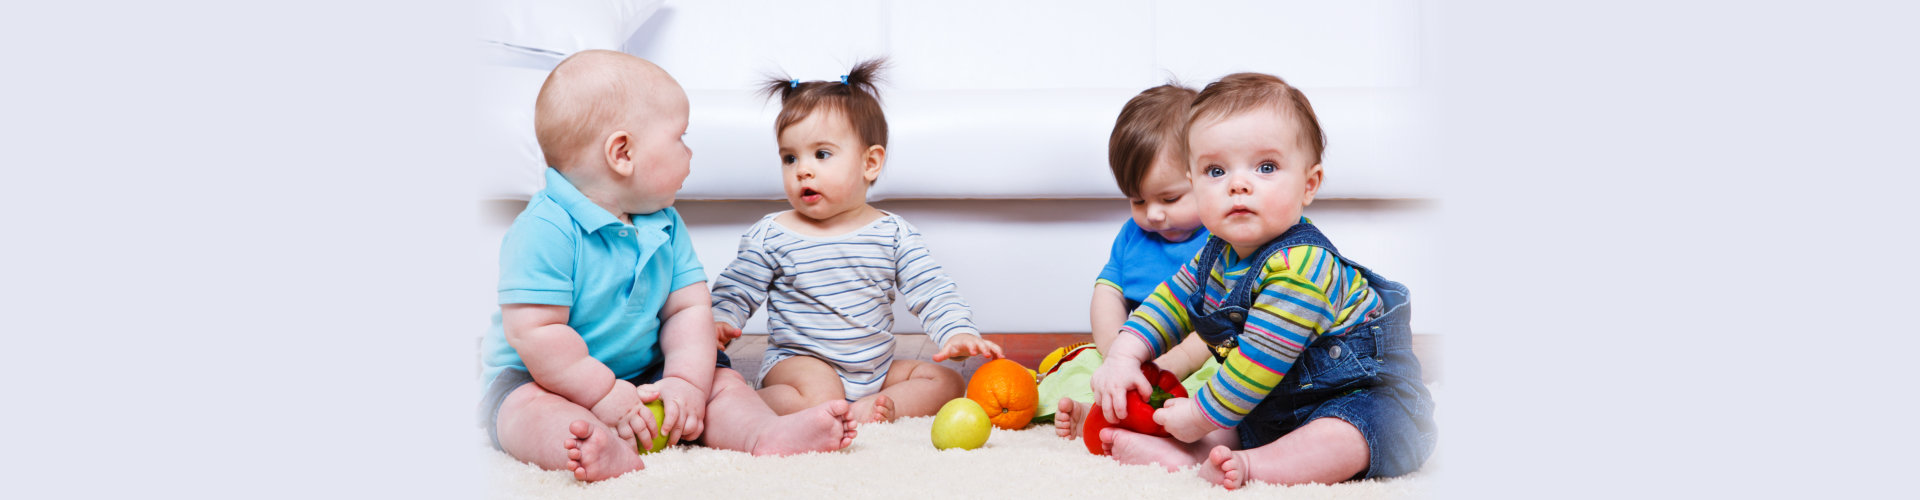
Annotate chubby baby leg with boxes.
[755,355,846,415]
[1102,426,1236,471]
[1198,417,1369,489]
[494,384,644,482]
[702,366,856,455]
[868,359,964,419]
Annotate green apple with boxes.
[638,399,669,454]
[930,398,991,450]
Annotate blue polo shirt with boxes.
[481,168,707,386]
[1095,219,1211,307]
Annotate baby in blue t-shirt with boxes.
[1043,84,1224,438]
[477,50,855,482]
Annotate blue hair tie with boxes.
[789,79,799,88]
[839,75,849,85]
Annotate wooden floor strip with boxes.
[724,333,1441,385]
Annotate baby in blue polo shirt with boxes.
[1044,84,1221,437]
[478,50,856,482]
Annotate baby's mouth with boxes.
[800,187,822,202]
[1227,207,1256,217]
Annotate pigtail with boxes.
[759,73,800,104]
[842,58,888,102]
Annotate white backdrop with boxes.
[473,0,1450,335]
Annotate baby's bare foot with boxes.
[1198,445,1251,489]
[849,395,896,425]
[1054,397,1087,438]
[750,400,857,456]
[1103,427,1205,471]
[561,420,645,482]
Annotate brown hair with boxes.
[1108,83,1198,199]
[1186,73,1327,165]
[758,58,889,149]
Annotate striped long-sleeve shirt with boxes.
[1120,233,1383,429]
[710,212,979,400]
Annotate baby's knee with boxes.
[497,382,564,419]
[1305,417,1372,480]
[1312,393,1431,479]
[709,367,751,394]
[777,375,846,404]
[926,364,965,393]
[712,366,748,387]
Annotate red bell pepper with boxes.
[1083,361,1190,454]
[1117,361,1188,437]
[1082,402,1112,455]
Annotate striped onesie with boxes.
[1121,221,1385,429]
[711,211,979,401]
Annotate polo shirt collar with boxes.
[543,168,625,234]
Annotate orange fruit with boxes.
[966,359,1039,430]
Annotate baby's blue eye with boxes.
[1257,162,1277,174]
[782,154,797,164]
[1206,166,1225,177]
[815,150,832,160]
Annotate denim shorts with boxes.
[1234,322,1436,480]
[477,350,732,451]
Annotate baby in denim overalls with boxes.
[1089,72,1436,488]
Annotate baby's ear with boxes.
[605,130,636,177]
[863,144,887,183]
[606,130,645,177]
[1301,162,1324,206]
[602,129,633,176]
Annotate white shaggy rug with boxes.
[484,386,1441,499]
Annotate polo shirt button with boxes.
[618,230,629,237]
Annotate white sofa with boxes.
[476,0,1448,335]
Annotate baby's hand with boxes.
[1090,354,1150,425]
[714,321,742,349]
[637,377,708,446]
[589,379,645,444]
[1153,397,1219,443]
[932,334,1004,362]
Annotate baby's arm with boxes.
[890,220,986,355]
[1090,226,1132,352]
[934,332,1004,362]
[501,304,641,434]
[709,224,777,346]
[645,282,718,444]
[1092,284,1210,378]
[1089,284,1129,353]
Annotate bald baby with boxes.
[534,49,682,171]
